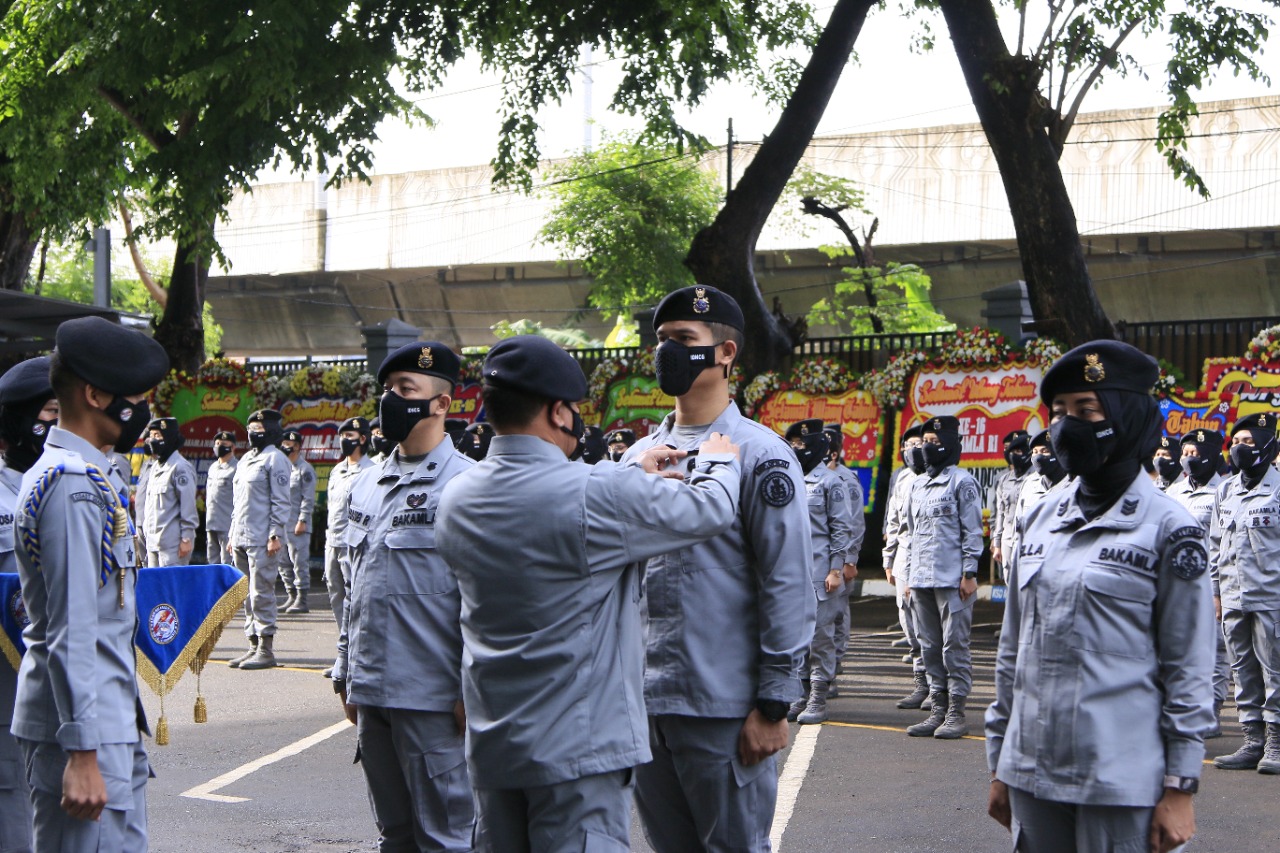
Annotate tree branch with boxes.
[1058,18,1142,144]
[800,195,866,268]
[118,204,167,306]
[96,86,173,150]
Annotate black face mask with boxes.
[380,391,440,446]
[105,396,150,454]
[215,443,234,459]
[1230,441,1272,479]
[905,446,926,475]
[608,448,626,463]
[1050,416,1118,478]
[1154,456,1181,482]
[1180,455,1217,485]
[248,431,271,450]
[793,435,828,474]
[1031,451,1065,483]
[562,407,586,461]
[655,339,720,397]
[2,413,55,472]
[145,438,171,461]
[922,442,949,471]
[340,437,362,458]
[370,434,392,456]
[1008,450,1031,477]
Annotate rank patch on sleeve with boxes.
[760,470,795,507]
[1169,540,1209,580]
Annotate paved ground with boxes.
[140,589,1280,852]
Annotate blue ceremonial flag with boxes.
[134,564,247,694]
[1,572,27,672]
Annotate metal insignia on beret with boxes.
[1197,431,1204,442]
[418,347,434,369]
[1262,414,1268,427]
[1160,436,1171,448]
[800,423,809,435]
[1084,353,1105,383]
[1170,539,1208,580]
[760,470,795,507]
[692,286,710,315]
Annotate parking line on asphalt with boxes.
[211,659,331,675]
[180,720,353,803]
[822,719,986,741]
[770,724,821,851]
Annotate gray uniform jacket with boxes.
[141,451,197,552]
[1209,466,1280,611]
[228,445,292,547]
[336,442,471,710]
[881,468,919,581]
[12,427,143,750]
[133,457,151,526]
[0,461,19,572]
[204,455,237,535]
[436,434,741,789]
[626,404,815,716]
[288,457,317,530]
[991,469,1027,556]
[986,475,1215,806]
[1168,473,1222,530]
[804,466,857,601]
[325,457,373,548]
[904,466,984,588]
[830,464,866,563]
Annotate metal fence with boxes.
[797,332,958,373]
[244,355,368,377]
[1116,316,1279,388]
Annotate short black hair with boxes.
[707,321,744,372]
[48,350,84,404]
[481,384,551,431]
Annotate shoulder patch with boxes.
[831,485,846,503]
[959,482,980,503]
[759,470,795,507]
[70,491,109,511]
[176,473,190,487]
[1169,525,1203,543]
[275,473,288,487]
[1169,539,1209,581]
[304,472,314,483]
[754,458,791,476]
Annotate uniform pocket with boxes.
[385,528,452,595]
[1074,569,1156,658]
[410,740,473,838]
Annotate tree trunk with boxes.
[0,208,38,292]
[685,0,876,379]
[154,237,208,373]
[938,0,1115,345]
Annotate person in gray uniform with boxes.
[786,419,859,725]
[138,417,196,567]
[1008,429,1070,562]
[12,316,167,853]
[904,415,984,739]
[823,423,865,689]
[0,356,58,853]
[1153,434,1184,492]
[332,343,476,851]
[226,409,292,670]
[606,427,636,462]
[989,431,1031,582]
[1167,428,1230,739]
[987,340,1213,853]
[1209,412,1280,774]
[279,430,317,614]
[322,416,374,653]
[622,285,815,853]
[204,430,238,565]
[462,421,493,462]
[882,424,929,709]
[367,418,392,462]
[436,334,743,852]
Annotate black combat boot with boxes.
[1257,722,1280,775]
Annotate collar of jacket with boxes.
[1049,473,1156,533]
[1229,463,1280,497]
[377,436,460,485]
[653,400,739,441]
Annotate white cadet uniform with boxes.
[140,450,197,567]
[204,454,237,564]
[282,456,317,593]
[988,475,1214,849]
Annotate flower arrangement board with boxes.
[1202,359,1280,421]
[593,374,675,435]
[1157,392,1237,439]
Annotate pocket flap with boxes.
[731,754,771,788]
[1083,569,1156,604]
[422,741,465,778]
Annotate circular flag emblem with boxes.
[9,589,28,628]
[149,603,180,645]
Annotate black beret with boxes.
[784,418,825,441]
[54,316,169,396]
[377,341,460,387]
[607,428,636,446]
[146,417,182,439]
[922,415,960,436]
[1156,435,1180,455]
[1231,412,1277,437]
[445,418,468,437]
[465,422,493,437]
[1040,340,1158,405]
[1029,429,1053,450]
[0,356,53,405]
[1002,429,1029,444]
[823,423,842,437]
[652,285,744,333]
[282,430,303,443]
[1007,432,1031,452]
[901,423,924,444]
[338,416,371,435]
[247,409,283,426]
[482,335,588,401]
[369,417,381,430]
[1180,428,1225,457]
[214,430,236,442]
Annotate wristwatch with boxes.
[1163,775,1199,795]
[962,571,978,580]
[756,699,789,723]
[332,678,346,695]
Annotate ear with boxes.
[434,394,452,417]
[718,338,738,368]
[83,383,109,412]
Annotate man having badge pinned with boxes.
[226,408,293,670]
[436,334,743,852]
[1210,412,1280,773]
[332,342,477,851]
[205,430,238,565]
[279,430,317,614]
[987,340,1214,853]
[137,417,197,567]
[619,285,814,852]
[12,317,168,852]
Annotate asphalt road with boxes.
[139,589,1280,852]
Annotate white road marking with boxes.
[770,724,821,851]
[180,720,353,803]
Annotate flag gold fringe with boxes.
[0,632,20,674]
[194,694,207,723]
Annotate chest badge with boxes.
[407,493,428,508]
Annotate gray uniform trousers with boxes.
[283,529,311,592]
[896,583,924,674]
[910,587,974,698]
[1222,609,1280,723]
[806,593,845,684]
[145,547,181,567]
[324,545,348,627]
[19,739,148,853]
[1007,786,1185,853]
[474,770,630,853]
[206,530,229,566]
[1214,622,1234,707]
[636,716,776,853]
[0,714,32,853]
[233,544,279,637]
[356,707,473,852]
[832,584,853,660]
